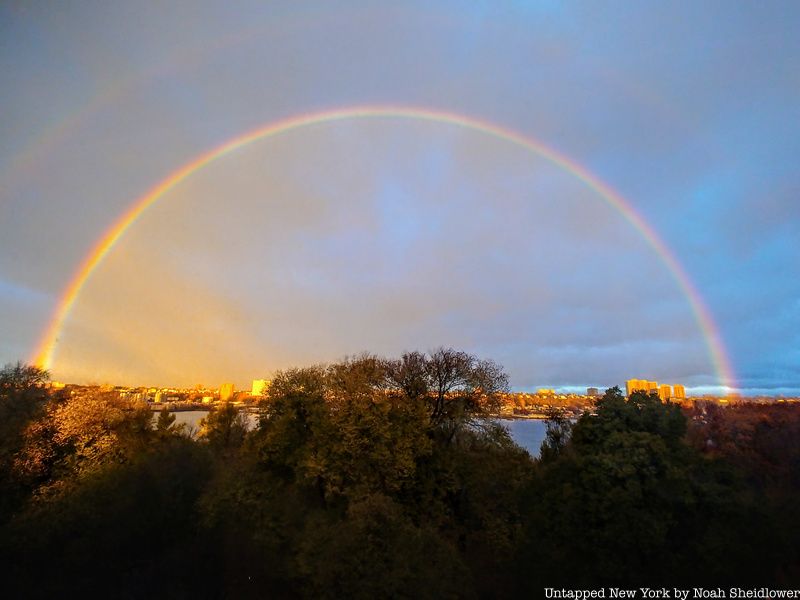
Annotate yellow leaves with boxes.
[16,389,152,490]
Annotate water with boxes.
[156,410,548,456]
[499,418,548,456]
[169,410,210,430]
[153,410,257,432]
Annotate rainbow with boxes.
[30,105,738,390]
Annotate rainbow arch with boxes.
[30,105,737,390]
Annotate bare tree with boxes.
[386,348,509,441]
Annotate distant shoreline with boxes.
[149,404,554,421]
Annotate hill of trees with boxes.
[1,352,798,597]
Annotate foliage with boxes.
[296,494,474,599]
[0,362,51,467]
[0,362,51,522]
[3,359,800,595]
[517,387,786,588]
[539,407,573,462]
[385,348,509,441]
[5,437,212,598]
[15,387,153,492]
[253,359,433,502]
[199,401,249,452]
[155,406,176,432]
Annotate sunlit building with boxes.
[626,379,646,396]
[626,379,660,396]
[537,388,555,396]
[219,383,235,402]
[251,379,270,396]
[627,379,687,401]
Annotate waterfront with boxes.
[158,411,549,456]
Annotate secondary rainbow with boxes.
[31,105,738,390]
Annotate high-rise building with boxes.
[251,379,270,396]
[628,378,686,401]
[626,379,648,396]
[626,379,660,396]
[219,383,235,402]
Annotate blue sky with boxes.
[1,2,798,393]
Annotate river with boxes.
[158,411,548,457]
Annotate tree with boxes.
[0,361,49,391]
[255,359,432,503]
[322,356,432,500]
[15,387,153,492]
[199,402,248,453]
[517,387,774,588]
[539,407,572,462]
[0,362,51,519]
[385,348,509,442]
[0,362,50,453]
[7,434,213,598]
[570,386,686,450]
[156,406,176,432]
[155,406,187,439]
[254,365,329,484]
[296,494,473,599]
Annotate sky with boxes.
[1,1,798,394]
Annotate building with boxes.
[536,388,555,396]
[626,379,647,396]
[626,379,660,396]
[587,387,600,397]
[219,383,235,402]
[627,379,687,401]
[251,379,270,396]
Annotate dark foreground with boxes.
[1,352,799,598]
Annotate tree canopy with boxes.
[1,358,798,596]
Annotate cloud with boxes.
[1,2,798,392]
[47,121,714,388]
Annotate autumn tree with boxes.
[15,387,153,492]
[0,362,50,518]
[0,362,50,457]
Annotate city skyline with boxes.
[48,374,735,400]
[2,3,798,395]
